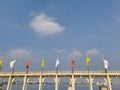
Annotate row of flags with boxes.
[0,54,109,73]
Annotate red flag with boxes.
[26,57,30,69]
[71,57,75,68]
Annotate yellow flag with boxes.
[0,60,2,66]
[41,56,45,69]
[85,55,91,67]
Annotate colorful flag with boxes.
[10,60,16,69]
[41,56,45,69]
[55,58,60,68]
[71,57,75,68]
[85,54,91,67]
[26,57,30,69]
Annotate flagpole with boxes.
[11,56,17,74]
[12,63,15,74]
[0,66,1,72]
[87,67,89,73]
[72,67,74,73]
[56,67,58,73]
[86,54,90,73]
[26,65,29,74]
[101,53,108,73]
[27,55,31,73]
[56,52,58,74]
[72,56,74,74]
[41,55,44,73]
[42,68,43,73]
[26,68,28,74]
[0,56,5,72]
[12,68,14,74]
[105,68,107,73]
[0,65,1,72]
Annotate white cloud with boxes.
[7,49,31,59]
[69,50,82,59]
[54,48,64,53]
[30,13,65,37]
[86,48,100,56]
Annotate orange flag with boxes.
[26,57,30,69]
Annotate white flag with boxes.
[55,58,60,68]
[104,60,108,69]
[10,60,16,68]
[102,53,108,69]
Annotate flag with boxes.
[41,56,45,69]
[55,58,60,68]
[71,57,75,68]
[0,60,2,66]
[0,56,4,66]
[10,60,16,68]
[26,57,30,69]
[0,56,4,71]
[102,53,108,69]
[85,54,91,67]
[104,59,108,69]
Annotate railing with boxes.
[0,71,120,76]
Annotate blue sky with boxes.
[0,0,120,72]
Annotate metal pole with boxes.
[6,76,12,90]
[22,75,27,90]
[89,75,93,90]
[106,75,112,90]
[55,74,58,90]
[39,75,43,90]
[71,74,75,90]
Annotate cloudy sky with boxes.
[0,0,120,72]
